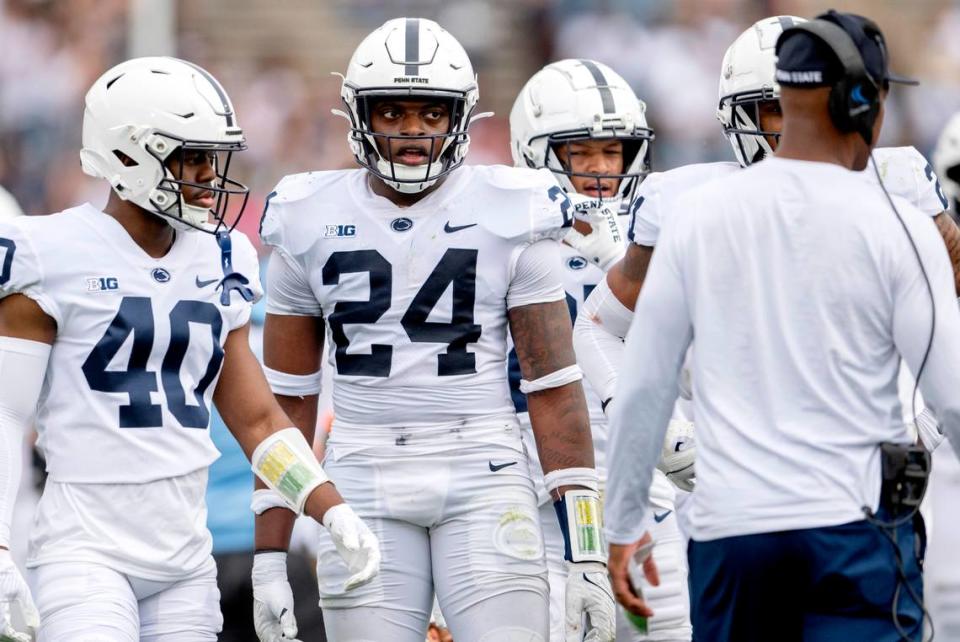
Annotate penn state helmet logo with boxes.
[151,267,172,283]
[391,217,414,232]
[567,256,588,270]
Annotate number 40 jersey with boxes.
[0,204,262,484]
[260,165,572,429]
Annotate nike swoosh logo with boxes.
[444,222,477,233]
[196,276,218,288]
[654,510,672,523]
[488,461,517,472]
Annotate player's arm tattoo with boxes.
[607,243,653,310]
[934,213,960,295]
[509,300,595,478]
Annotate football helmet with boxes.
[510,59,653,212]
[934,111,960,212]
[717,16,806,167]
[335,18,482,194]
[80,57,248,232]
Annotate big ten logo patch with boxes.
[86,277,119,292]
[324,224,357,238]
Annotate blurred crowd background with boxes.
[3,0,960,233]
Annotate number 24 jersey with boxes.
[0,204,262,483]
[260,165,572,428]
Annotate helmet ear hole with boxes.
[112,150,139,167]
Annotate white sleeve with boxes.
[573,275,634,403]
[912,150,949,216]
[264,250,322,317]
[890,211,960,462]
[0,337,50,547]
[626,174,662,247]
[506,240,565,309]
[604,216,693,545]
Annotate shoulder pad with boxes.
[259,170,359,257]
[468,166,572,243]
[870,147,948,216]
[0,216,60,322]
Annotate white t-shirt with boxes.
[604,157,960,544]
[627,146,944,250]
[260,165,571,430]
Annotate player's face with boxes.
[369,99,451,166]
[554,139,624,199]
[165,148,218,210]
[757,100,783,151]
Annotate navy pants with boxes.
[688,516,924,642]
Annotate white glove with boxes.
[563,195,626,271]
[564,561,616,642]
[0,550,38,642]
[657,419,696,492]
[252,552,300,642]
[322,503,381,591]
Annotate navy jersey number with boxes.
[0,238,15,286]
[322,248,482,377]
[82,297,224,428]
[925,163,950,211]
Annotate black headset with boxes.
[776,18,881,145]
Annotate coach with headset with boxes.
[603,10,960,641]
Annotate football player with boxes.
[509,60,691,642]
[256,18,621,642]
[574,15,960,620]
[0,57,378,642]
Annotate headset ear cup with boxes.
[828,79,854,133]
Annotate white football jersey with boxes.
[260,165,572,428]
[0,204,262,484]
[510,237,676,508]
[867,146,949,216]
[629,147,945,249]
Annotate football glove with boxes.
[565,561,616,642]
[0,550,38,642]
[563,195,626,271]
[252,552,300,642]
[322,503,380,591]
[657,420,696,492]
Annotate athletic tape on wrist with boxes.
[264,366,323,397]
[250,488,290,515]
[519,364,583,394]
[543,467,600,494]
[251,427,328,515]
[553,489,606,564]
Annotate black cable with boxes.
[866,150,938,642]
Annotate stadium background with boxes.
[4,0,960,640]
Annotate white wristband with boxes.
[250,488,290,516]
[543,467,600,494]
[520,364,583,394]
[251,427,329,515]
[264,366,323,396]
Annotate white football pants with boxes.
[315,420,549,642]
[29,560,221,641]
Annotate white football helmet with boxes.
[80,57,248,232]
[335,18,481,194]
[510,59,653,212]
[717,16,805,167]
[934,111,960,212]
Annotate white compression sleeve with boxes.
[573,275,635,404]
[0,337,50,547]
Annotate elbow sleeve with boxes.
[573,277,635,403]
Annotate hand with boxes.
[252,552,301,642]
[426,622,454,642]
[322,503,381,591]
[564,561,616,642]
[657,419,696,492]
[0,550,37,642]
[563,195,626,270]
[608,532,658,619]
